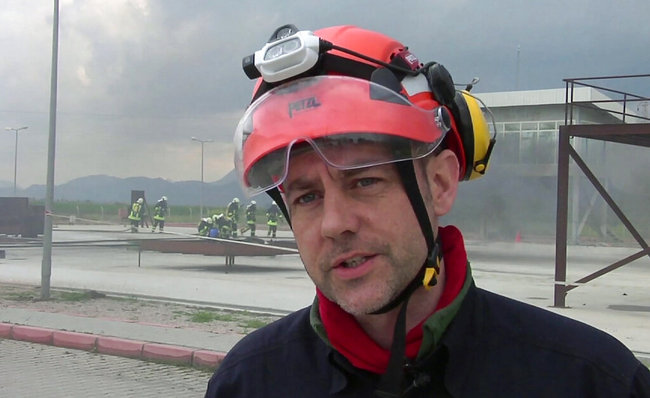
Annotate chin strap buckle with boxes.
[423,239,442,289]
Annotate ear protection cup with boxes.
[425,63,456,106]
[448,92,476,180]
[462,91,493,179]
[448,91,493,180]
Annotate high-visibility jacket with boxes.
[197,218,212,236]
[266,205,281,226]
[128,202,142,221]
[153,201,167,221]
[246,204,257,224]
[227,201,240,222]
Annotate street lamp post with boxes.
[5,126,29,196]
[191,137,214,219]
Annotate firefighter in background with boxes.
[128,198,144,233]
[213,213,232,238]
[226,197,241,237]
[245,200,257,237]
[197,216,213,237]
[151,196,168,233]
[139,201,149,228]
[266,201,282,238]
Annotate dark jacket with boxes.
[205,283,650,397]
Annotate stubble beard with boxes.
[306,240,421,317]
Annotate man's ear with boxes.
[424,149,459,216]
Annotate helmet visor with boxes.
[235,75,451,196]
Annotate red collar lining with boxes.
[318,225,467,373]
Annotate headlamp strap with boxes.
[320,53,377,80]
[251,52,379,102]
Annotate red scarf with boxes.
[317,225,467,374]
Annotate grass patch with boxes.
[57,290,105,302]
[189,311,238,323]
[190,311,217,323]
[1,287,106,303]
[110,296,139,303]
[5,291,36,301]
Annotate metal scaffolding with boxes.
[554,74,650,307]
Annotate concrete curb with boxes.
[0,322,226,370]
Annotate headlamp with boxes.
[242,25,323,83]
[242,24,426,88]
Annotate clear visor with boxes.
[234,75,451,196]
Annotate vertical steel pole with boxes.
[200,141,205,219]
[13,131,18,195]
[192,137,212,218]
[554,126,570,307]
[5,127,27,195]
[41,0,59,300]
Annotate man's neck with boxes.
[355,262,447,349]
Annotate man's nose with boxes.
[320,187,361,239]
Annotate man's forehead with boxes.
[285,147,326,183]
[284,143,397,187]
[288,140,395,166]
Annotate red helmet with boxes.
[236,25,461,196]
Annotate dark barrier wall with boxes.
[0,197,44,238]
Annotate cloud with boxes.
[1,0,649,188]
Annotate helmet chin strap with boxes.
[374,159,442,398]
[372,159,441,315]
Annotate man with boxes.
[127,198,143,233]
[227,197,241,237]
[206,25,650,397]
[213,213,231,239]
[197,216,213,237]
[151,196,168,233]
[245,200,257,237]
[265,201,281,239]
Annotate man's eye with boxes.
[296,192,318,204]
[357,177,379,187]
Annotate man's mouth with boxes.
[341,256,368,268]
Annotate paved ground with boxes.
[1,339,211,397]
[1,224,649,395]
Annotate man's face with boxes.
[283,146,429,316]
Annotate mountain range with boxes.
[0,171,271,207]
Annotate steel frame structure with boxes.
[554,74,650,307]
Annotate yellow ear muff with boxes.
[460,91,494,180]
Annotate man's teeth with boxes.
[344,257,366,268]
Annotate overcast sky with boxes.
[1,0,649,188]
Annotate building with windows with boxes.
[479,87,625,174]
[446,84,649,244]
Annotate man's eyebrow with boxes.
[289,165,386,189]
[338,167,374,177]
[336,163,393,179]
[284,175,315,192]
